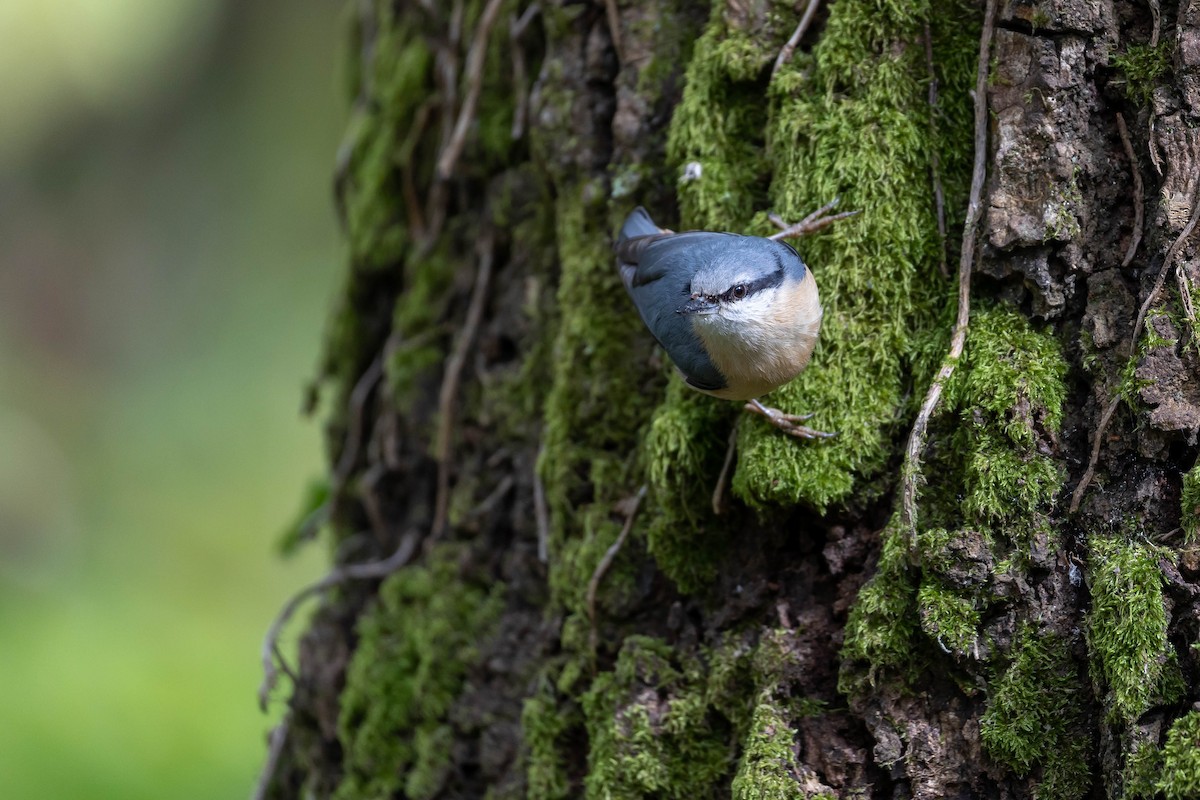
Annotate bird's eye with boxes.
[732,284,747,300]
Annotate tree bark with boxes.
[260,1,1200,798]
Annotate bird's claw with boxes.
[767,196,861,242]
[743,401,837,439]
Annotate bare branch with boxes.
[432,226,497,540]
[437,0,508,180]
[772,0,821,80]
[1116,112,1144,267]
[587,485,648,655]
[898,0,997,537]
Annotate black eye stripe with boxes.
[723,264,784,301]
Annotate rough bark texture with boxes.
[261,1,1200,798]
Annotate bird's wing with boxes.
[619,231,732,393]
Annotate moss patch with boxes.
[581,637,731,800]
[979,625,1090,800]
[1085,535,1170,725]
[1112,43,1173,106]
[1123,712,1200,799]
[643,379,734,592]
[839,522,924,694]
[1182,462,1200,543]
[334,548,505,800]
[521,688,577,800]
[730,696,804,800]
[537,190,660,614]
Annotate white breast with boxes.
[691,270,822,401]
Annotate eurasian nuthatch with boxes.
[616,206,834,439]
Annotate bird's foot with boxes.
[744,398,837,439]
[766,197,861,242]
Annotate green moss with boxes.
[582,637,731,800]
[1158,712,1200,799]
[1123,740,1163,799]
[334,547,505,800]
[730,696,804,800]
[643,379,733,592]
[940,304,1067,528]
[839,522,923,695]
[980,625,1090,800]
[917,580,980,656]
[537,191,660,614]
[666,4,771,230]
[1085,535,1170,725]
[521,689,577,800]
[276,477,329,556]
[1123,712,1200,799]
[1182,461,1200,543]
[1112,43,1173,106]
[729,0,980,511]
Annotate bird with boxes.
[615,203,851,439]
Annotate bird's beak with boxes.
[676,296,719,316]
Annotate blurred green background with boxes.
[0,0,343,796]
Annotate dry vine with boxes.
[898,0,997,537]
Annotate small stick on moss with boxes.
[251,711,291,800]
[1116,112,1144,267]
[587,485,648,655]
[1148,114,1164,177]
[533,446,550,563]
[898,0,997,538]
[437,0,507,180]
[766,197,859,241]
[603,0,624,65]
[432,226,497,541]
[509,4,540,140]
[924,21,949,277]
[772,0,821,80]
[258,529,421,710]
[1177,265,1197,335]
[1070,191,1200,513]
[402,100,436,238]
[711,418,740,516]
[334,352,385,484]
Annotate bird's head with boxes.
[676,239,810,332]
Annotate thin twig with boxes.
[1070,191,1200,513]
[898,0,996,535]
[767,197,859,241]
[712,419,740,515]
[437,0,508,179]
[468,474,515,520]
[1148,113,1164,176]
[924,21,949,277]
[1132,197,1200,354]
[1150,0,1161,47]
[1068,395,1122,514]
[432,226,497,540]
[259,530,421,710]
[1116,112,1144,267]
[604,0,624,65]
[587,485,648,655]
[772,0,821,80]
[1178,265,1197,334]
[252,712,292,800]
[509,5,540,140]
[401,100,436,239]
[533,448,550,563]
[334,354,385,484]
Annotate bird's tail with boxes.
[617,206,661,245]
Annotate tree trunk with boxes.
[260,1,1200,798]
